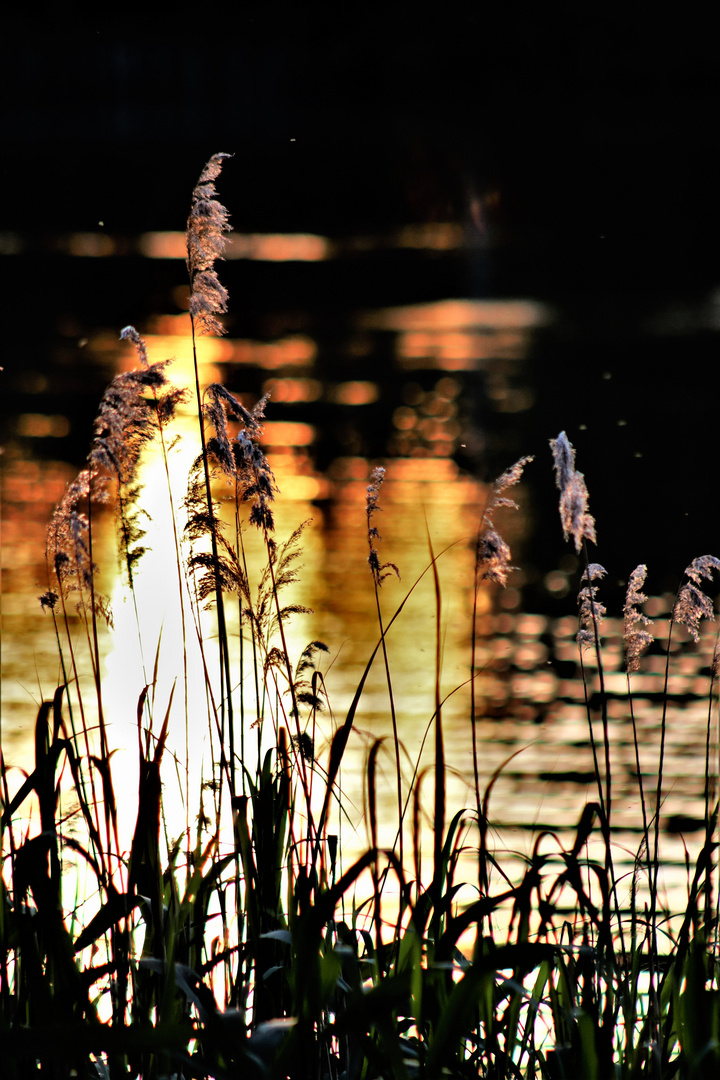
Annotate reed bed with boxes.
[1,156,719,1079]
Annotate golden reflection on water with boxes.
[8,223,467,263]
[1,455,80,736]
[3,290,717,926]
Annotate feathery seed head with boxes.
[577,562,606,650]
[674,555,720,642]
[550,431,596,553]
[45,469,111,621]
[550,431,575,492]
[203,384,278,532]
[120,325,149,367]
[89,355,176,488]
[684,554,720,586]
[366,466,385,518]
[485,455,534,525]
[292,732,315,764]
[365,466,399,587]
[476,529,513,586]
[623,564,654,673]
[186,153,233,335]
[582,562,606,582]
[39,590,59,612]
[475,455,533,587]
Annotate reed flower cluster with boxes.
[186,152,233,336]
[675,554,720,641]
[550,429,596,552]
[623,563,654,673]
[475,454,534,585]
[577,561,607,649]
[365,465,399,586]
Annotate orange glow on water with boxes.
[65,232,116,257]
[359,298,550,332]
[261,421,315,446]
[16,224,466,262]
[6,274,713,931]
[15,413,71,438]
[231,336,317,369]
[262,377,323,403]
[397,329,528,369]
[330,381,379,405]
[139,231,332,262]
[131,331,318,370]
[395,223,464,250]
[356,298,552,373]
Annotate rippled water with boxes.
[2,228,717,926]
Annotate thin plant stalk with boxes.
[366,466,403,872]
[189,325,235,794]
[427,525,445,926]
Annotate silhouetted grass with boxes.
[1,156,718,1079]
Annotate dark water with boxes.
[2,227,718,920]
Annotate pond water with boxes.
[2,225,718,926]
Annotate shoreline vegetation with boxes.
[1,155,718,1079]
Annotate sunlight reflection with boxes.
[261,377,323,403]
[263,421,315,446]
[13,224,469,261]
[359,298,550,331]
[5,271,714,931]
[139,231,332,262]
[329,381,379,405]
[15,413,71,438]
[138,318,319,370]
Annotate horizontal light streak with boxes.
[1,224,468,259]
[262,377,323,403]
[16,413,71,438]
[135,318,318,370]
[261,421,315,446]
[141,232,333,262]
[397,329,530,369]
[330,381,379,405]
[359,298,551,331]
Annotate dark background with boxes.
[3,4,720,607]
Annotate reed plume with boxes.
[186,152,233,336]
[184,386,279,605]
[365,466,399,586]
[476,455,533,585]
[577,562,607,649]
[44,469,101,609]
[93,330,185,584]
[623,565,652,874]
[46,327,185,603]
[549,430,596,552]
[623,564,654,673]
[674,554,720,641]
[183,154,237,804]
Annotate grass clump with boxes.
[1,155,719,1079]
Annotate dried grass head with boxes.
[674,555,720,642]
[366,466,400,587]
[186,153,233,336]
[577,562,606,650]
[203,384,278,534]
[623,564,654,673]
[476,455,533,587]
[44,469,112,624]
[549,431,596,553]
